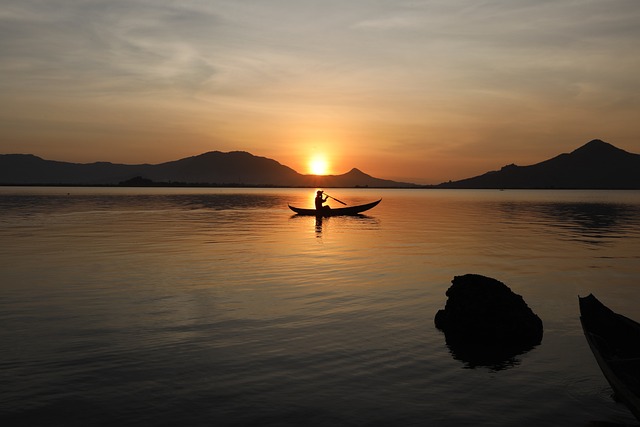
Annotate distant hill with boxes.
[0,151,418,188]
[0,154,145,185]
[145,151,303,186]
[299,168,417,188]
[437,139,640,189]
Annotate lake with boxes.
[1,187,640,426]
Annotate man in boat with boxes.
[315,190,331,212]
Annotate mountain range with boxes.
[1,139,638,188]
[437,139,640,189]
[0,150,418,187]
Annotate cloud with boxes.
[352,16,421,30]
[1,0,640,180]
[0,1,223,97]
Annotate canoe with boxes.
[288,199,381,216]
[579,293,640,421]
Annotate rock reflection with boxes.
[443,337,536,371]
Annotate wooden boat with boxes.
[288,199,381,216]
[579,293,640,421]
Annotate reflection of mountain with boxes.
[538,203,637,237]
[498,201,640,245]
[0,151,418,188]
[439,140,640,189]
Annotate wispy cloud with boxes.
[0,1,223,96]
[353,15,422,30]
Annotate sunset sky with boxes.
[2,0,639,184]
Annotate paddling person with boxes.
[315,190,330,211]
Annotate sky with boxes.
[1,0,640,184]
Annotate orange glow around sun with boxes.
[309,155,330,175]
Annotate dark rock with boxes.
[435,274,543,369]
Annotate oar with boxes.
[324,193,347,205]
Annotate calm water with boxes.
[1,187,640,426]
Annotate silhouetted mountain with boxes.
[0,151,416,187]
[300,168,418,188]
[147,151,302,186]
[0,154,145,185]
[4,140,636,188]
[438,140,640,189]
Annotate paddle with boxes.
[324,193,347,205]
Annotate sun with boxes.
[309,155,330,175]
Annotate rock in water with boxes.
[435,274,543,366]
